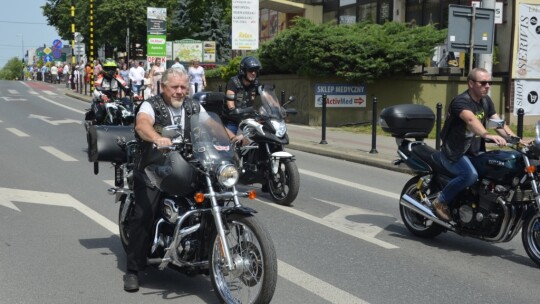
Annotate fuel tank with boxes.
[471,150,524,184]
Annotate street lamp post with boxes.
[17,34,24,80]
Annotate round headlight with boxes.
[271,120,287,138]
[217,164,239,188]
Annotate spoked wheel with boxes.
[118,193,135,252]
[522,212,540,267]
[267,160,300,206]
[210,214,277,304]
[399,176,444,238]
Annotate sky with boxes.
[0,0,63,68]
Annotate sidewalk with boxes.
[62,86,428,174]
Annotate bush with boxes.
[258,18,447,83]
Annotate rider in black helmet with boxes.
[224,56,261,134]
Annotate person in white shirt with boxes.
[188,59,206,97]
[170,57,186,71]
[129,61,146,94]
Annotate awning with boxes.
[259,0,308,14]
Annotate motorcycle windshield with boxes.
[258,86,287,120]
[190,111,235,167]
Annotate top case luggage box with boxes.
[379,104,435,139]
[192,92,226,116]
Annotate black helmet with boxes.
[103,58,117,78]
[239,57,261,79]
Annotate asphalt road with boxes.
[1,80,540,304]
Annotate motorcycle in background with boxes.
[380,104,540,267]
[84,86,138,129]
[88,111,278,303]
[230,86,300,206]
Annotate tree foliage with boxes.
[42,0,233,59]
[0,58,24,80]
[259,18,447,83]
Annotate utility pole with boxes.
[89,0,95,91]
[70,0,76,65]
[478,0,496,75]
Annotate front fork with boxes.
[205,174,242,271]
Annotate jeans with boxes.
[439,153,478,205]
[225,121,238,135]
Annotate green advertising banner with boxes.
[147,34,167,57]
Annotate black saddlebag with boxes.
[87,125,135,163]
[379,104,435,139]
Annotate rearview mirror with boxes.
[161,125,182,139]
[486,119,505,129]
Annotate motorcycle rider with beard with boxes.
[223,56,261,136]
[124,67,236,292]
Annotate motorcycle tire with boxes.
[118,193,135,253]
[267,160,300,206]
[399,176,444,238]
[210,213,277,304]
[521,212,540,267]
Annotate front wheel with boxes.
[521,212,540,267]
[118,193,135,253]
[399,176,444,238]
[267,160,300,206]
[210,214,277,304]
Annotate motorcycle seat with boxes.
[431,151,456,177]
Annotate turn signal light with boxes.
[194,192,205,204]
[248,190,257,200]
[526,166,536,174]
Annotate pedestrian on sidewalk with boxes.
[50,64,58,84]
[149,59,165,96]
[188,59,205,97]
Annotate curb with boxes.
[288,141,413,174]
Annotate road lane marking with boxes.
[278,260,370,304]
[8,89,19,94]
[6,128,30,137]
[43,91,58,96]
[38,96,86,114]
[40,146,78,161]
[259,198,398,249]
[0,187,367,303]
[299,168,400,200]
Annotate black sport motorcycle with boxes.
[193,87,300,206]
[88,112,278,303]
[234,86,300,206]
[380,104,540,267]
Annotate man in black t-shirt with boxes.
[434,68,518,221]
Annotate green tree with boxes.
[194,0,231,62]
[0,58,24,80]
[42,0,176,58]
[259,18,447,83]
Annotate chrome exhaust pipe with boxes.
[400,194,454,230]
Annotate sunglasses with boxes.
[475,80,493,86]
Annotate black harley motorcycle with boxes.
[380,104,540,267]
[88,112,278,303]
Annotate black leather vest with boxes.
[134,94,200,170]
